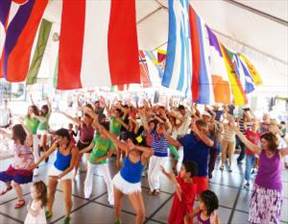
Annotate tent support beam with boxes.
[137,6,163,24]
[154,28,288,65]
[223,0,288,27]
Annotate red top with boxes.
[245,130,260,155]
[168,176,196,224]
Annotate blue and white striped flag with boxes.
[161,0,192,97]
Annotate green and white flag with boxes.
[26,19,52,85]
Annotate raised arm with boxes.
[280,147,288,158]
[60,111,81,126]
[31,140,59,169]
[161,166,182,201]
[164,133,182,148]
[192,123,214,147]
[0,128,12,139]
[235,129,261,154]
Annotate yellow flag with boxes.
[239,54,262,85]
[220,45,247,106]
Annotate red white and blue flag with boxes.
[0,0,48,81]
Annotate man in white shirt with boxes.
[0,100,11,128]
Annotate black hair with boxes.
[119,131,143,145]
[199,190,219,216]
[54,128,71,142]
[86,104,94,110]
[183,161,198,177]
[12,124,27,145]
[41,105,49,116]
[178,105,185,110]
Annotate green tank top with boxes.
[24,117,39,135]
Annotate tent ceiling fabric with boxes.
[41,0,287,94]
[137,0,288,65]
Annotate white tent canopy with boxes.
[41,0,288,96]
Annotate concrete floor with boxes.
[0,155,287,224]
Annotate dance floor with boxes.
[0,155,287,224]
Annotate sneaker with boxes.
[243,182,250,190]
[228,167,232,172]
[114,219,121,224]
[45,210,53,220]
[33,168,39,176]
[219,165,224,171]
[62,216,71,224]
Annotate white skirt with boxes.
[112,172,141,195]
[48,165,73,180]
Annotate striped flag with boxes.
[239,53,262,85]
[221,44,247,105]
[189,7,214,104]
[206,26,231,104]
[57,0,140,90]
[0,0,48,81]
[162,0,192,97]
[139,50,151,88]
[26,19,52,85]
[233,54,255,94]
[145,50,164,78]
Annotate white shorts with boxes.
[48,165,73,180]
[112,172,141,195]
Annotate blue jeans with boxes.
[245,154,256,182]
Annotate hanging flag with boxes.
[162,0,192,96]
[0,0,48,81]
[139,50,151,88]
[206,26,231,104]
[239,53,262,85]
[145,50,163,78]
[26,19,52,85]
[189,7,214,104]
[221,44,247,105]
[0,0,11,27]
[234,54,255,94]
[57,0,140,90]
[157,49,166,77]
[157,49,166,64]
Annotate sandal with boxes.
[0,186,12,196]
[153,189,160,196]
[14,199,25,209]
[62,216,71,224]
[45,210,53,219]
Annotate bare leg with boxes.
[61,179,73,217]
[47,176,58,213]
[11,181,23,200]
[113,187,123,221]
[128,192,145,224]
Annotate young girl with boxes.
[161,161,198,224]
[193,190,220,224]
[25,181,47,224]
[0,125,34,209]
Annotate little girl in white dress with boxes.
[24,181,47,224]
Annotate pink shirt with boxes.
[13,143,34,170]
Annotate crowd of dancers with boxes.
[0,96,287,224]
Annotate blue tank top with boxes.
[54,150,72,171]
[120,156,144,183]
